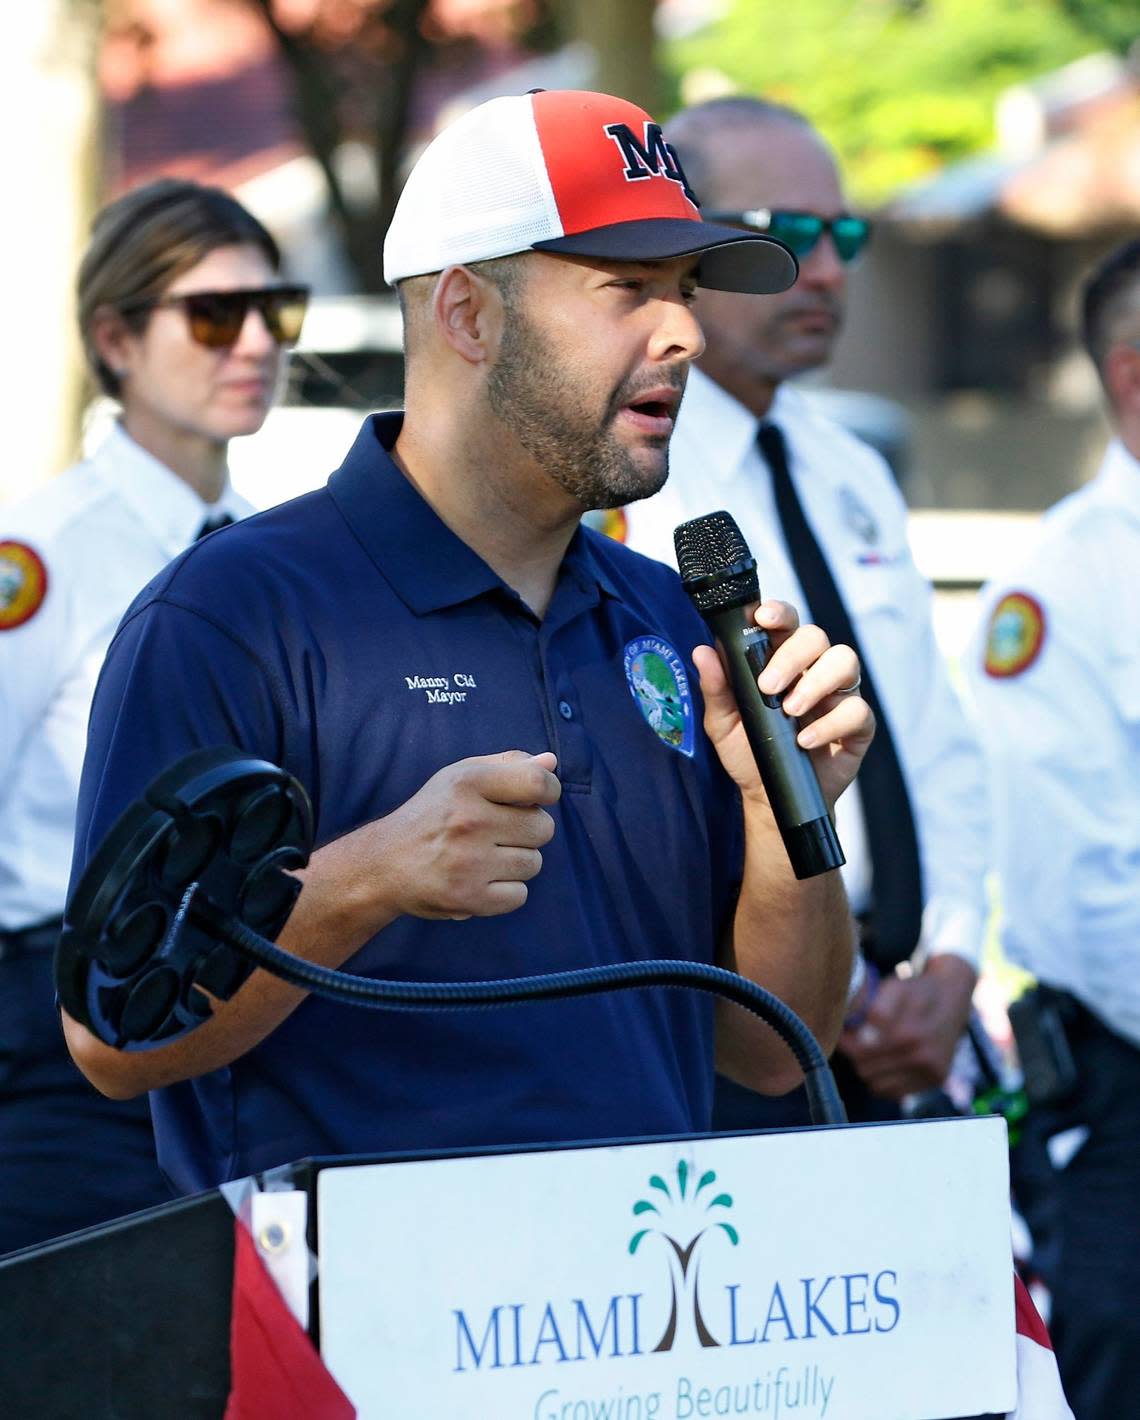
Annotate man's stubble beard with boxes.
[485,305,676,512]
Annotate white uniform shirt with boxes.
[619,368,987,969]
[0,423,253,929]
[966,439,1140,1047]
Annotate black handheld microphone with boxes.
[674,510,844,880]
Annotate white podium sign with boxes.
[318,1117,1015,1420]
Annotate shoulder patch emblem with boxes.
[624,635,694,756]
[0,540,48,630]
[984,592,1045,678]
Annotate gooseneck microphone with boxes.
[674,510,844,880]
[56,747,846,1125]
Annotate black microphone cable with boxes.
[193,896,847,1127]
[60,747,848,1127]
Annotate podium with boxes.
[0,1187,235,1417]
[0,1116,1014,1420]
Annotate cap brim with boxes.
[532,218,798,294]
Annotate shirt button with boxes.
[558,700,574,720]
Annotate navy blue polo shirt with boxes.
[74,414,744,1194]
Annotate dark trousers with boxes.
[0,923,171,1255]
[1023,1002,1140,1420]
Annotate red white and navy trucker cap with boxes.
[383,90,798,295]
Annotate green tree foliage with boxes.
[1059,0,1139,54]
[662,0,1122,203]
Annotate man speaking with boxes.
[63,90,872,1195]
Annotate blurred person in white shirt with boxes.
[966,238,1140,1420]
[0,178,306,1252]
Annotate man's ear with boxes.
[433,265,501,366]
[1104,341,1140,417]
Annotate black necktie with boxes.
[757,421,923,969]
[195,512,235,541]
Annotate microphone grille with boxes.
[674,510,759,612]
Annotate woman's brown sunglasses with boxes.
[122,285,311,349]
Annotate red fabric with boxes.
[1014,1273,1052,1349]
[225,1218,355,1420]
[532,90,698,233]
[1008,1274,1074,1420]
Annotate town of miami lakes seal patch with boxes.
[0,541,48,631]
[984,591,1046,678]
[623,635,695,756]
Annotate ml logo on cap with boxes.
[603,122,698,207]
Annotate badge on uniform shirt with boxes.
[623,635,694,756]
[983,591,1046,678]
[838,486,879,545]
[0,540,48,630]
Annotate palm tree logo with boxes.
[628,1160,739,1352]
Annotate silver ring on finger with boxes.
[838,673,862,695]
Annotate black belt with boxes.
[1053,988,1140,1056]
[0,918,63,962]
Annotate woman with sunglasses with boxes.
[0,177,307,1253]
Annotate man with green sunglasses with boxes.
[701,208,872,267]
[617,96,987,1135]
